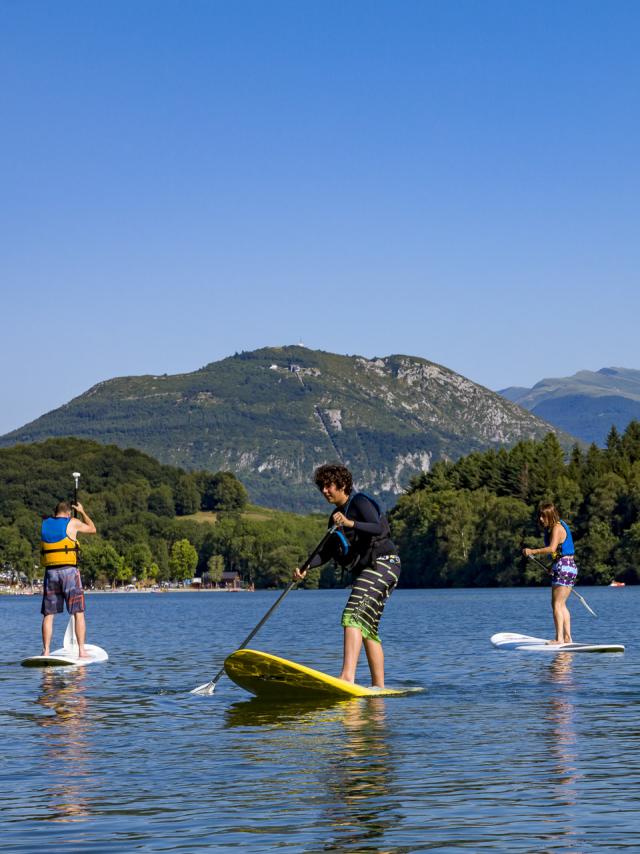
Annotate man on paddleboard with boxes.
[294,464,400,689]
[523,502,578,645]
[40,500,96,658]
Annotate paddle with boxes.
[72,471,81,517]
[527,554,597,617]
[190,525,338,695]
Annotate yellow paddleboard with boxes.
[224,649,424,699]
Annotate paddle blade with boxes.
[572,588,597,617]
[190,681,216,696]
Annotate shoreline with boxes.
[0,586,254,596]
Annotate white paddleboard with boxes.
[491,632,624,654]
[21,616,109,667]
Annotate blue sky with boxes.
[2,1,639,435]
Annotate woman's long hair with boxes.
[538,502,560,529]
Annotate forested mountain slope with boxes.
[2,346,572,511]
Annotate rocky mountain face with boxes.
[1,346,571,511]
[500,367,640,446]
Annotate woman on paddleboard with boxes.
[523,502,577,644]
[294,464,400,689]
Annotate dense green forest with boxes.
[2,427,639,590]
[0,438,326,589]
[390,423,640,586]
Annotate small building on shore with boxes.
[220,570,242,590]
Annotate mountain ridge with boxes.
[1,346,573,511]
[499,367,640,445]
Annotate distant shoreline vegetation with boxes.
[1,427,639,589]
[391,423,640,587]
[0,438,326,591]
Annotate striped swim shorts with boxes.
[551,555,578,588]
[341,554,400,643]
[41,566,86,615]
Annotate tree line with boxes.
[2,425,639,590]
[390,422,640,586]
[0,438,324,589]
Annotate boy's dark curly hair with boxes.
[313,464,353,494]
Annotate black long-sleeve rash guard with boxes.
[309,492,397,574]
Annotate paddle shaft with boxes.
[527,554,597,617]
[193,525,338,693]
[203,580,297,689]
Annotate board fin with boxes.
[63,616,79,655]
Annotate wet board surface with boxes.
[21,616,109,667]
[224,649,425,699]
[491,632,625,654]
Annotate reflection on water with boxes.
[319,697,402,852]
[34,668,92,822]
[226,696,401,851]
[544,655,578,789]
[541,655,580,848]
[225,696,352,729]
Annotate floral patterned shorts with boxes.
[552,555,578,588]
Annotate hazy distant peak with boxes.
[497,366,640,447]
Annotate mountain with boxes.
[1,346,572,511]
[499,367,640,446]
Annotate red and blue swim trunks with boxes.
[41,566,86,615]
[551,555,578,588]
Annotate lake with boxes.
[1,586,638,852]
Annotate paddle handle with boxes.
[72,471,81,518]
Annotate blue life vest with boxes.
[328,491,391,570]
[42,517,71,543]
[544,520,575,557]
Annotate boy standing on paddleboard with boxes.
[40,500,96,658]
[294,464,400,689]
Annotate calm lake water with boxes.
[1,587,639,852]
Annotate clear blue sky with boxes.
[2,1,639,435]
